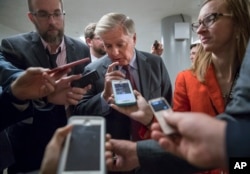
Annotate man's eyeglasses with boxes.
[31,11,65,20]
[191,13,232,32]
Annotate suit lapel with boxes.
[31,32,50,68]
[101,57,112,76]
[205,64,225,113]
[64,36,78,63]
[135,50,151,99]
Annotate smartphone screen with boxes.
[148,97,175,135]
[58,116,105,174]
[112,80,136,106]
[65,125,100,171]
[150,99,170,112]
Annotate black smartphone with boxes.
[153,40,159,49]
[79,70,100,87]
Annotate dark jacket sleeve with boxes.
[136,140,204,174]
[0,87,33,132]
[217,41,250,159]
[226,119,250,158]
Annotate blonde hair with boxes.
[193,0,250,82]
[190,45,212,82]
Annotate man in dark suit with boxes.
[0,0,90,173]
[104,40,250,174]
[74,13,172,142]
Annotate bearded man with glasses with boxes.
[0,0,90,173]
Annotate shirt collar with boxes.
[41,37,65,54]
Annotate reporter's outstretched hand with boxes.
[11,67,71,101]
[151,112,227,169]
[40,125,73,174]
[151,42,163,56]
[47,74,91,105]
[106,135,139,172]
[109,90,154,126]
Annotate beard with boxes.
[93,46,106,56]
[35,23,64,45]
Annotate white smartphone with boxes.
[148,97,175,135]
[111,79,136,106]
[58,116,106,174]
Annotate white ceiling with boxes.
[0,0,202,51]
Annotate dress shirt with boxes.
[41,37,66,66]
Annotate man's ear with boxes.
[133,33,136,46]
[85,38,92,47]
[27,12,35,24]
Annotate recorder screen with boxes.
[151,99,169,112]
[114,83,131,94]
[65,125,101,171]
[114,83,133,101]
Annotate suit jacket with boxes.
[0,31,90,173]
[74,50,172,140]
[173,65,225,116]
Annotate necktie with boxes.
[46,47,61,68]
[122,65,142,141]
[122,65,137,89]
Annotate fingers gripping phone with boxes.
[111,79,136,106]
[148,97,175,135]
[58,116,106,174]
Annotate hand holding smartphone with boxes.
[58,116,106,174]
[148,97,175,135]
[111,79,136,106]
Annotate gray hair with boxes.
[95,13,135,37]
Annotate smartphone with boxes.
[111,79,136,106]
[148,97,175,135]
[48,57,90,74]
[58,116,106,174]
[153,40,159,49]
[79,70,100,87]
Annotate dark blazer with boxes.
[74,50,172,140]
[220,39,250,159]
[136,140,203,174]
[0,31,90,173]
